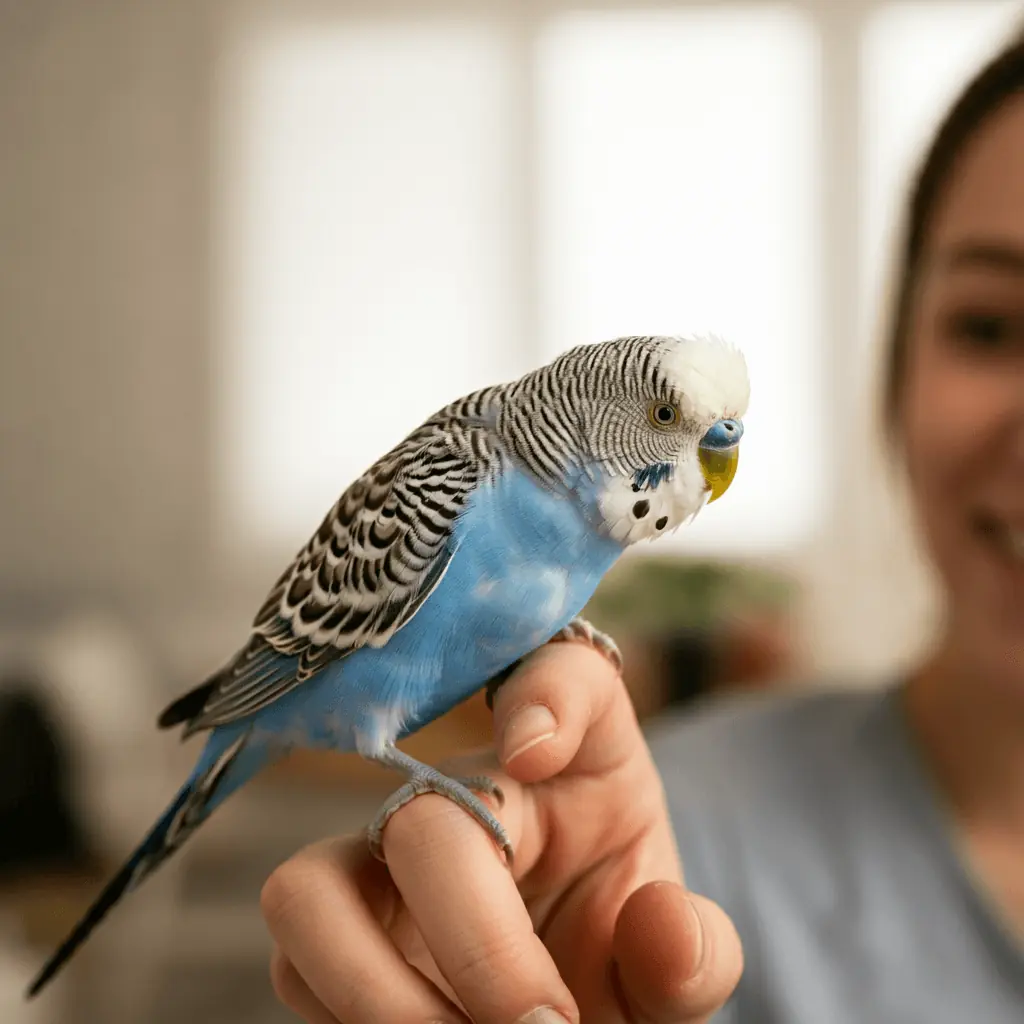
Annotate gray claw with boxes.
[366,769,513,867]
[552,616,623,671]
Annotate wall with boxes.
[0,0,213,610]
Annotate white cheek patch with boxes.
[598,458,707,544]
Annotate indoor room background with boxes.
[1,1,1021,1021]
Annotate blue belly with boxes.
[260,467,623,751]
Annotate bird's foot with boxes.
[549,616,623,673]
[485,616,622,710]
[367,766,513,867]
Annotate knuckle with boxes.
[260,857,321,930]
[445,929,523,990]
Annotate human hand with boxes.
[261,642,743,1023]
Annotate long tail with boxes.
[26,730,251,998]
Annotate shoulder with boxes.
[644,683,904,905]
[646,684,892,797]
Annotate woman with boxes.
[259,34,1024,1023]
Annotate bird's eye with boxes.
[648,402,679,429]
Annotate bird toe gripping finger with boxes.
[366,770,513,867]
[550,616,624,672]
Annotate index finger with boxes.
[382,791,580,1024]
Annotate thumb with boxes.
[612,882,743,1023]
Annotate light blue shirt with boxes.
[646,684,1024,1022]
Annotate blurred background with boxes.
[1,0,1022,1020]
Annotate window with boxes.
[215,17,520,550]
[215,2,1019,566]
[536,9,820,555]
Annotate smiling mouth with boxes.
[974,512,1024,562]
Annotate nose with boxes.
[699,418,743,450]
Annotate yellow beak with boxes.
[698,445,739,503]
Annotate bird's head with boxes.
[525,334,749,545]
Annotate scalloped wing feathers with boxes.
[176,392,506,733]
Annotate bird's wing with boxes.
[185,417,503,732]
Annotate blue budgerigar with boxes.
[27,334,749,997]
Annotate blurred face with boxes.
[902,94,1024,689]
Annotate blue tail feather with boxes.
[26,730,252,998]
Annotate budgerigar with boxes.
[27,334,748,998]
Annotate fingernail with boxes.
[517,1008,571,1024]
[684,896,707,975]
[503,703,558,763]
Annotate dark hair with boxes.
[883,31,1024,432]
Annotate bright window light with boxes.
[215,19,518,549]
[860,2,1022,348]
[536,8,822,556]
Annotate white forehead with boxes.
[654,335,750,423]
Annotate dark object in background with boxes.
[661,628,717,708]
[0,672,95,878]
[661,615,793,710]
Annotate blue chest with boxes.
[295,466,624,745]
